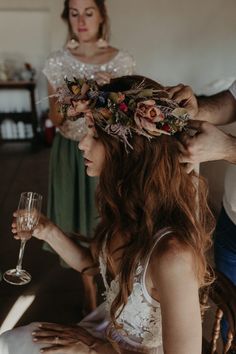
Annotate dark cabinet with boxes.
[0,81,38,142]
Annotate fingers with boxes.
[184,163,195,174]
[32,329,78,346]
[39,345,61,353]
[33,335,65,345]
[166,84,185,98]
[12,213,19,238]
[33,330,62,338]
[178,131,189,144]
[177,141,195,173]
[12,212,17,236]
[186,119,208,131]
[95,72,112,85]
[39,342,89,354]
[38,323,69,331]
[167,84,193,103]
[166,84,198,118]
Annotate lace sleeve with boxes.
[112,50,136,77]
[42,49,67,89]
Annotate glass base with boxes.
[3,268,31,285]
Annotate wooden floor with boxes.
[0,142,84,332]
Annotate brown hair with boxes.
[92,75,215,328]
[61,0,110,41]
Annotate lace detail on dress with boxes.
[42,49,135,141]
[58,118,88,141]
[98,228,173,349]
[105,265,162,348]
[43,49,135,89]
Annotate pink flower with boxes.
[119,102,128,112]
[136,100,164,122]
[134,100,165,134]
[67,99,90,117]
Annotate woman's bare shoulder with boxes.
[149,233,197,280]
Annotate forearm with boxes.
[197,90,236,125]
[44,226,95,273]
[48,98,65,126]
[222,133,236,164]
[47,82,65,126]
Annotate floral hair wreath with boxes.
[56,77,190,150]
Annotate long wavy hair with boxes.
[61,0,110,42]
[91,75,214,328]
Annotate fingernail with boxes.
[33,338,38,341]
[32,331,36,335]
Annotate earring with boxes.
[96,38,109,49]
[67,38,79,50]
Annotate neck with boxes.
[77,41,100,58]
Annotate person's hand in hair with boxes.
[167,84,236,169]
[178,120,236,168]
[166,84,199,172]
[166,84,198,118]
[95,71,113,86]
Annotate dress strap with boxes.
[99,234,109,290]
[141,227,174,306]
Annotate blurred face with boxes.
[68,0,103,43]
[78,116,105,177]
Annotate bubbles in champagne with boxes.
[16,210,39,240]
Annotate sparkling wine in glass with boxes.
[3,192,42,285]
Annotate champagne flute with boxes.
[3,192,42,285]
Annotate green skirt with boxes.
[44,133,98,261]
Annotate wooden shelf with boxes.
[0,138,33,143]
[0,112,32,121]
[0,81,36,89]
[0,81,38,142]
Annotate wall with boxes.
[0,0,236,211]
[0,1,51,113]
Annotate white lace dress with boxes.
[0,228,172,354]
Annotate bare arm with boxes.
[198,90,236,125]
[178,120,236,165]
[149,238,202,354]
[47,83,65,126]
[167,84,236,166]
[13,213,97,274]
[40,225,96,275]
[167,84,236,125]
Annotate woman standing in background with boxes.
[43,0,135,313]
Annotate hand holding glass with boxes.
[3,192,42,285]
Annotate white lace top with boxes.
[42,49,135,141]
[99,228,173,352]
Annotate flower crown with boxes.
[57,77,190,150]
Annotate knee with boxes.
[0,322,40,352]
[0,330,10,353]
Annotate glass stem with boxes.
[16,239,27,272]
